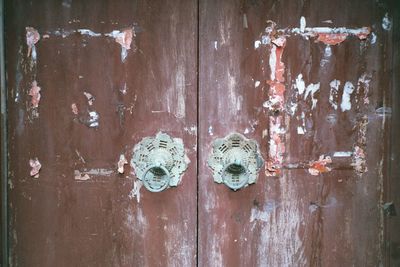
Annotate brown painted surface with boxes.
[199,0,398,266]
[6,0,197,266]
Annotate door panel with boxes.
[6,0,197,266]
[199,0,396,266]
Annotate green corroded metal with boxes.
[208,133,263,191]
[131,132,189,192]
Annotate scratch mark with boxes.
[128,179,143,203]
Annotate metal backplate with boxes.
[131,132,189,192]
[208,133,263,190]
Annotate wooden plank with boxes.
[198,0,394,265]
[6,0,197,266]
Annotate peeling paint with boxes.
[356,74,371,105]
[304,82,320,109]
[29,158,41,178]
[329,79,340,110]
[83,91,95,106]
[71,103,78,115]
[77,29,101,37]
[117,154,128,174]
[28,81,41,108]
[106,28,135,62]
[340,81,355,112]
[382,13,392,31]
[352,146,367,173]
[88,111,99,128]
[26,27,40,60]
[308,155,332,175]
[74,170,90,181]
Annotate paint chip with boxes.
[71,103,79,115]
[83,92,94,106]
[340,81,355,112]
[382,13,392,31]
[117,154,128,174]
[29,158,41,178]
[308,155,332,175]
[74,170,90,181]
[29,81,41,108]
[26,27,40,59]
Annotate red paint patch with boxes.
[316,33,348,45]
[308,155,332,175]
[29,81,41,108]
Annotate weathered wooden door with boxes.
[5,0,198,266]
[198,0,399,266]
[4,0,400,266]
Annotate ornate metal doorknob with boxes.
[208,133,264,190]
[131,132,189,192]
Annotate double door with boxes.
[4,0,400,266]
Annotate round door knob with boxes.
[131,132,189,192]
[208,133,263,190]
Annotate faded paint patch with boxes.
[29,158,41,178]
[340,81,355,112]
[29,81,41,108]
[26,27,40,60]
[128,179,143,203]
[117,154,128,174]
[308,155,332,175]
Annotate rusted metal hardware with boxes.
[208,133,263,190]
[131,132,189,192]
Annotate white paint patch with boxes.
[129,179,143,203]
[254,40,261,49]
[370,32,377,44]
[255,80,260,87]
[295,74,305,95]
[117,154,128,174]
[88,111,99,127]
[333,151,352,157]
[329,79,341,110]
[214,41,218,50]
[208,126,213,136]
[83,91,94,106]
[297,126,305,135]
[340,81,355,112]
[300,16,306,33]
[244,128,250,134]
[183,126,197,136]
[74,170,90,181]
[382,13,392,31]
[304,82,320,109]
[77,29,101,37]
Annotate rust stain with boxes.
[29,158,41,178]
[308,155,332,175]
[28,81,41,108]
